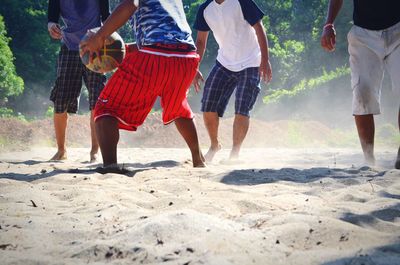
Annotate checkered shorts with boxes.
[50,45,106,113]
[201,61,261,117]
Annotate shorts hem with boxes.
[234,111,251,117]
[163,114,195,125]
[94,113,138,131]
[352,111,381,116]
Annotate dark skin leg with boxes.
[395,108,400,169]
[95,116,119,167]
[354,114,375,165]
[175,117,206,167]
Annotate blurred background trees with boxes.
[0,0,396,127]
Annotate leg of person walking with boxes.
[203,112,221,162]
[175,118,206,167]
[354,114,375,165]
[230,114,250,160]
[51,112,68,160]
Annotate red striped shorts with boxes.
[94,49,199,131]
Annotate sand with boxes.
[0,146,399,265]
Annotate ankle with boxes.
[90,147,99,154]
[57,148,66,153]
[210,142,221,150]
[364,153,375,165]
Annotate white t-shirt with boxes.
[194,0,264,72]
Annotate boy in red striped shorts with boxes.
[80,0,206,170]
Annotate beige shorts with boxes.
[347,21,400,115]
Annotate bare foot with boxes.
[50,150,67,161]
[90,150,98,163]
[95,164,130,175]
[395,147,400,169]
[204,144,221,162]
[193,159,206,168]
[364,154,376,167]
[192,152,207,168]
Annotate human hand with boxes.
[48,23,62,40]
[192,70,204,93]
[79,31,105,64]
[321,24,336,52]
[260,59,272,83]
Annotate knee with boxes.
[95,115,118,129]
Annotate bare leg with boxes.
[90,111,99,163]
[175,117,206,167]
[395,108,400,169]
[95,116,119,167]
[203,112,221,162]
[230,114,249,160]
[355,114,375,165]
[50,112,68,160]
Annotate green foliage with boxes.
[269,38,305,87]
[0,107,14,117]
[45,106,54,118]
[0,0,357,116]
[0,107,26,120]
[0,15,24,106]
[264,66,350,103]
[0,0,59,91]
[376,124,400,146]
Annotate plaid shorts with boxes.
[201,61,261,117]
[50,45,106,113]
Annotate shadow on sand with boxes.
[0,160,181,181]
[218,166,386,185]
[322,241,400,265]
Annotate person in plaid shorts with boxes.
[80,0,206,171]
[193,0,272,163]
[47,0,109,162]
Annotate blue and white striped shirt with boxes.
[131,0,195,50]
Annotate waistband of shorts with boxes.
[355,19,400,32]
[139,43,198,58]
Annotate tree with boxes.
[0,0,59,92]
[0,15,24,107]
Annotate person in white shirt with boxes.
[193,0,272,163]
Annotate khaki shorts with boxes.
[347,21,400,115]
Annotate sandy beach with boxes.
[0,146,399,265]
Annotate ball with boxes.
[80,28,126,73]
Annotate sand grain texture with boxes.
[0,148,399,265]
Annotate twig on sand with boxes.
[367,179,375,193]
[30,200,37,207]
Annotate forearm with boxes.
[195,40,206,63]
[325,0,343,24]
[96,0,136,41]
[48,0,60,23]
[195,31,209,63]
[253,21,269,61]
